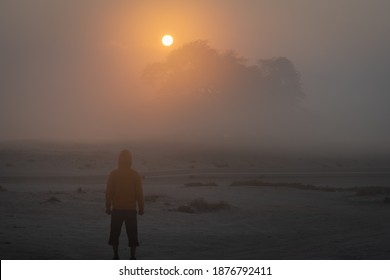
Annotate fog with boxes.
[1,0,390,156]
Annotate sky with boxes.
[1,0,390,152]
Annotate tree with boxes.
[141,40,306,144]
[143,40,303,104]
[257,57,304,105]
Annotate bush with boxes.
[44,196,61,203]
[189,198,231,213]
[172,198,231,214]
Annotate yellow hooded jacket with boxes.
[105,150,144,212]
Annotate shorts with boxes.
[108,209,139,247]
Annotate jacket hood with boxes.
[118,149,132,168]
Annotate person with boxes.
[105,149,144,260]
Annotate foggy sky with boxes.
[1,0,390,153]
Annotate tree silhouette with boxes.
[141,40,306,144]
[143,40,303,105]
[257,57,303,105]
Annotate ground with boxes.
[1,143,390,259]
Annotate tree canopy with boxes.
[141,40,307,145]
[143,40,303,105]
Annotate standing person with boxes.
[105,149,144,260]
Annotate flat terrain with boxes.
[1,143,390,259]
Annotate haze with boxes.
[1,0,390,155]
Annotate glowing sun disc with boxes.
[162,35,173,46]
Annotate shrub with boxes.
[189,198,231,213]
[172,198,231,214]
[44,196,61,203]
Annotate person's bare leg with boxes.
[113,245,119,259]
[130,247,136,260]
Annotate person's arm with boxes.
[105,173,114,214]
[135,173,144,215]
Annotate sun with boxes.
[162,34,173,46]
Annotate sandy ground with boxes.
[1,143,390,260]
